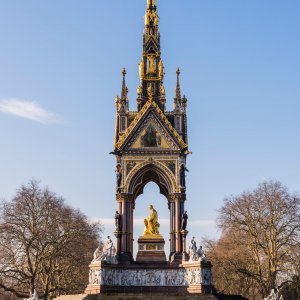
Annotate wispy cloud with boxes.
[0,98,60,124]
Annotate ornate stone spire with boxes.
[118,68,128,114]
[174,68,182,110]
[137,0,165,112]
[121,68,128,102]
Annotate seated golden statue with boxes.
[143,205,160,236]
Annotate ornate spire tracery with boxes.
[121,68,127,100]
[115,0,188,147]
[174,68,182,111]
[137,0,165,112]
[119,68,129,113]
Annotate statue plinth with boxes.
[136,234,167,262]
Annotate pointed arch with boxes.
[125,160,176,201]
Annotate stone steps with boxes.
[55,294,218,300]
[54,294,87,300]
[54,293,246,300]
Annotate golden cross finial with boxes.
[147,0,156,8]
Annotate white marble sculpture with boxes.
[188,237,207,262]
[100,236,117,264]
[25,289,40,300]
[264,289,283,300]
[89,267,212,287]
[197,246,207,260]
[92,244,102,262]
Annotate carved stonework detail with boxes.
[88,265,212,287]
[125,114,178,150]
[124,160,177,194]
[126,161,137,176]
[168,194,181,202]
[161,161,176,175]
[141,125,161,147]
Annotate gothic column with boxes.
[175,196,181,252]
[117,193,133,262]
[169,198,176,258]
[114,198,123,256]
[169,193,185,263]
[130,202,134,254]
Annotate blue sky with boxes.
[0,0,299,254]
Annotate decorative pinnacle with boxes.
[121,68,127,101]
[115,96,120,110]
[175,68,181,101]
[182,95,187,110]
[122,68,126,77]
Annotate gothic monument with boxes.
[84,0,213,297]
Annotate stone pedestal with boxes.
[83,259,213,296]
[136,234,166,262]
[182,260,213,294]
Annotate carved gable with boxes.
[115,100,187,151]
[144,36,159,53]
[127,113,178,150]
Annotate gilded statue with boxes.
[160,83,165,96]
[158,60,164,78]
[147,84,154,101]
[143,205,160,235]
[137,85,143,96]
[145,11,158,27]
[148,55,155,73]
[139,60,145,78]
[145,13,150,26]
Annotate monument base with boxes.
[84,259,213,296]
[136,234,166,262]
[55,293,220,300]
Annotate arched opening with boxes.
[124,162,176,260]
[134,182,170,257]
[116,162,183,262]
[127,162,174,200]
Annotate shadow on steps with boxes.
[55,293,247,300]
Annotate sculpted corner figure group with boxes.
[25,290,39,300]
[92,236,117,264]
[188,237,207,262]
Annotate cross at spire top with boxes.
[147,0,156,9]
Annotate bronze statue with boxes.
[181,211,188,231]
[143,205,160,235]
[180,164,189,187]
[114,211,122,231]
[116,165,122,187]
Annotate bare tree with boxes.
[0,180,102,299]
[213,181,300,299]
[204,231,263,299]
